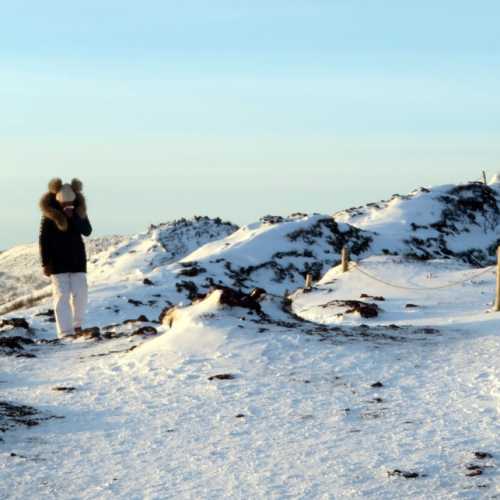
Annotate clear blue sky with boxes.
[1,1,500,249]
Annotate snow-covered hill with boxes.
[335,181,500,264]
[0,235,128,305]
[5,181,500,309]
[87,216,238,283]
[160,213,375,296]
[1,181,499,499]
[0,217,238,307]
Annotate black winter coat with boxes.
[39,197,92,275]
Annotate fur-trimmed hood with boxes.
[39,178,87,232]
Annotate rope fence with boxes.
[303,245,500,312]
[352,261,495,291]
[307,244,500,312]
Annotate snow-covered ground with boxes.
[1,182,500,499]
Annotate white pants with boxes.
[51,273,88,337]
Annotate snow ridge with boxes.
[335,182,500,264]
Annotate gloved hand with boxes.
[63,205,74,218]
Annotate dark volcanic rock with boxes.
[73,327,101,340]
[387,469,421,479]
[0,336,35,354]
[216,286,261,312]
[0,318,30,330]
[465,466,483,477]
[360,294,385,301]
[0,401,39,435]
[178,262,207,277]
[52,387,76,392]
[208,374,236,381]
[260,215,285,224]
[131,326,158,336]
[0,400,63,442]
[127,299,145,307]
[35,309,56,323]
[35,309,55,318]
[175,280,201,301]
[466,470,482,477]
[321,300,380,318]
[16,352,37,358]
[122,315,151,324]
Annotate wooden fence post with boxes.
[495,246,500,311]
[341,246,350,273]
[305,274,313,290]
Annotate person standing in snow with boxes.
[39,178,92,339]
